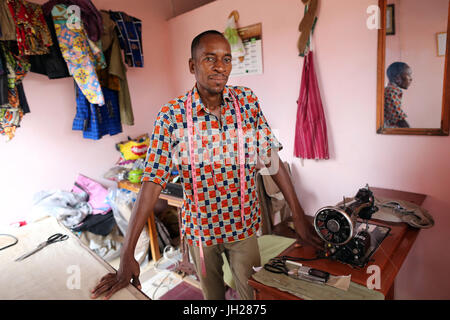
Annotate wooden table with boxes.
[248,187,427,300]
[117,180,196,276]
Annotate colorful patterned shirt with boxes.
[384,82,407,128]
[142,85,282,247]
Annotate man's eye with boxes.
[206,57,215,62]
[224,58,232,64]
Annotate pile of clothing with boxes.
[31,173,129,261]
[0,0,143,141]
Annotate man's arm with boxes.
[91,181,163,299]
[265,153,323,249]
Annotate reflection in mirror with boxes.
[377,0,450,135]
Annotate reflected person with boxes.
[384,62,413,128]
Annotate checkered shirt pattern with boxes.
[142,85,282,247]
[384,83,407,127]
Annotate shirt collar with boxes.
[191,84,233,114]
[388,82,402,92]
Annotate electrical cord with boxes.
[0,234,18,251]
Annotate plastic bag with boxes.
[106,188,149,264]
[115,134,150,161]
[103,166,129,182]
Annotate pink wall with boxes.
[0,0,176,224]
[166,0,450,299]
[1,0,449,299]
[386,0,447,128]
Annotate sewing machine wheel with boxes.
[314,207,354,245]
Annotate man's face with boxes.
[398,67,413,90]
[189,34,232,95]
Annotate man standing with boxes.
[384,62,413,128]
[91,30,322,300]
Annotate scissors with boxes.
[15,233,69,262]
[263,258,290,275]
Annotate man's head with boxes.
[387,62,413,89]
[189,30,232,95]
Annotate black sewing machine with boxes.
[313,185,391,268]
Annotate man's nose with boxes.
[213,59,226,72]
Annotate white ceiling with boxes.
[168,0,216,19]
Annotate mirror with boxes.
[377,0,450,135]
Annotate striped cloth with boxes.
[294,50,329,160]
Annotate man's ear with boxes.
[189,58,195,74]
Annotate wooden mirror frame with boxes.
[376,0,450,136]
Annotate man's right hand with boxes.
[91,254,141,300]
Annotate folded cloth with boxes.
[72,211,116,236]
[71,173,111,215]
[373,197,435,229]
[252,267,384,300]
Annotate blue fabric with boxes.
[73,85,122,140]
[109,11,143,68]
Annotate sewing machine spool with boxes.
[314,206,356,245]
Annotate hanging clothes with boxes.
[109,11,143,68]
[51,4,104,105]
[6,0,53,56]
[28,13,71,79]
[42,0,103,43]
[0,49,8,106]
[98,10,134,126]
[72,84,122,140]
[0,42,30,141]
[293,50,329,160]
[0,0,16,41]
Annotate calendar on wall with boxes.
[229,23,263,77]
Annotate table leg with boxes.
[147,214,161,261]
[386,283,395,300]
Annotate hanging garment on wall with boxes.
[0,42,30,141]
[29,13,71,79]
[294,50,329,160]
[98,10,134,126]
[109,11,143,68]
[6,0,53,56]
[52,4,104,105]
[72,84,122,140]
[0,50,8,106]
[42,0,103,42]
[0,0,16,41]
